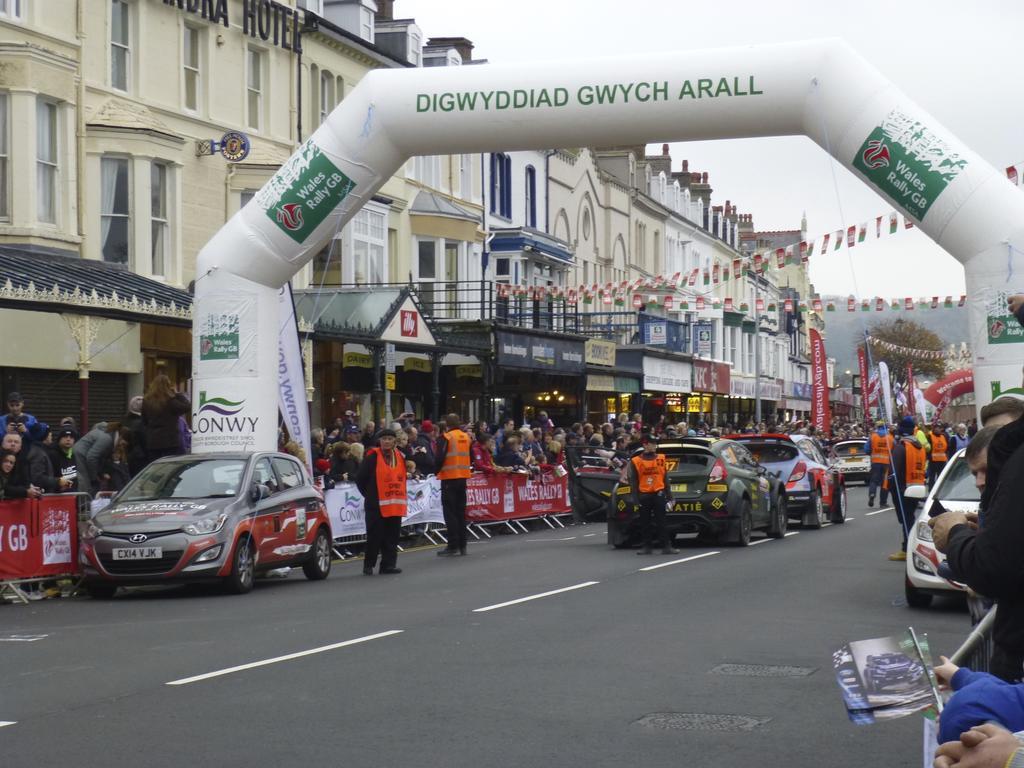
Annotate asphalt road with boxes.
[1,485,971,767]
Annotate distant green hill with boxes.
[819,297,968,380]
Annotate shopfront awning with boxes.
[0,245,192,325]
[409,191,481,242]
[294,287,447,348]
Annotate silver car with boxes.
[79,452,333,598]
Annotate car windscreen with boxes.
[737,441,798,465]
[935,457,980,502]
[117,459,247,502]
[834,442,867,456]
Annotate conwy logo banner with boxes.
[853,107,968,220]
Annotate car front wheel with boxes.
[303,527,332,581]
[224,536,255,594]
[904,575,934,608]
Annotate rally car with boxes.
[79,452,332,598]
[830,439,871,485]
[727,434,846,528]
[904,448,975,608]
[862,652,925,694]
[606,438,786,548]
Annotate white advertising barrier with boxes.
[324,478,444,539]
[193,40,1024,453]
[277,283,311,471]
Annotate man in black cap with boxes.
[47,426,79,493]
[355,428,407,575]
[620,435,678,555]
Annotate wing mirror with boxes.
[250,483,268,504]
[904,484,928,500]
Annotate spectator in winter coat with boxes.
[0,450,37,499]
[2,432,53,495]
[951,422,971,454]
[47,427,78,492]
[99,427,133,494]
[122,395,147,477]
[141,374,190,463]
[934,655,1024,744]
[73,422,116,499]
[0,392,47,445]
[472,435,509,475]
[328,441,360,484]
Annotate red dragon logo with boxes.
[276,203,304,231]
[861,139,891,169]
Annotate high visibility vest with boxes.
[373,448,407,518]
[931,434,948,463]
[438,429,472,480]
[632,454,667,493]
[870,433,893,465]
[904,439,927,486]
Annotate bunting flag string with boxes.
[865,335,947,361]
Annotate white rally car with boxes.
[830,439,871,485]
[903,448,977,608]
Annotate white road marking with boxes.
[846,516,856,520]
[748,538,774,546]
[473,581,599,612]
[638,551,720,572]
[0,634,48,642]
[865,507,893,516]
[822,523,832,528]
[166,630,404,686]
[784,531,800,537]
[0,722,16,728]
[524,536,576,542]
[583,533,597,537]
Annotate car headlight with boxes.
[81,521,104,540]
[916,520,933,542]
[183,513,229,536]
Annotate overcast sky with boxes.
[396,0,1021,298]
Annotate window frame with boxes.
[110,0,132,93]
[490,153,512,219]
[100,155,132,265]
[150,161,169,278]
[182,24,201,113]
[36,98,59,225]
[524,165,536,228]
[246,47,264,132]
[0,92,8,221]
[0,0,23,20]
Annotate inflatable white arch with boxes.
[192,38,1024,453]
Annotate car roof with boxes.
[724,433,796,443]
[151,451,300,462]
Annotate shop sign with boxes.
[730,377,754,398]
[692,359,731,395]
[343,351,373,369]
[642,357,692,393]
[586,374,616,392]
[162,0,305,53]
[615,376,640,394]
[380,299,435,346]
[495,330,584,373]
[403,357,432,374]
[385,373,396,391]
[687,395,712,413]
[455,364,483,378]
[585,338,616,367]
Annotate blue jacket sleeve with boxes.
[951,667,1009,691]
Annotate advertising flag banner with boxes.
[278,284,311,471]
[812,298,823,313]
[858,346,870,420]
[876,216,883,238]
[696,296,705,311]
[858,223,867,243]
[821,233,830,253]
[724,297,733,311]
[907,364,917,416]
[904,297,914,311]
[879,361,894,425]
[847,225,857,247]
[1008,165,1020,186]
[848,297,856,312]
[756,297,765,312]
[889,212,899,234]
[834,230,843,250]
[784,299,794,313]
[776,248,786,268]
[810,329,830,435]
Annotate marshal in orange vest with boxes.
[631,454,667,493]
[870,432,894,465]
[372,447,408,517]
[930,433,948,463]
[438,429,472,480]
[903,439,927,486]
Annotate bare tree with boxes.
[861,318,946,401]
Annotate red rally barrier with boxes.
[465,470,571,522]
[0,497,79,580]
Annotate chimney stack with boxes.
[376,0,394,20]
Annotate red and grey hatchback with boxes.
[79,452,332,598]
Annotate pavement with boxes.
[1,485,971,767]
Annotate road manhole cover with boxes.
[634,713,771,732]
[709,663,816,678]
